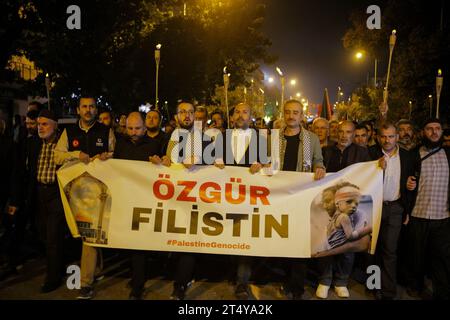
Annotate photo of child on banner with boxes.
[310,181,373,257]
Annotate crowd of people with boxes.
[0,96,449,300]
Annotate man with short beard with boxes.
[163,101,215,300]
[145,110,169,156]
[219,102,270,300]
[98,109,113,128]
[405,119,450,300]
[114,112,167,299]
[25,110,39,137]
[396,119,416,151]
[369,123,414,300]
[54,96,115,300]
[354,124,369,148]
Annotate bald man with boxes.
[113,111,168,299]
[322,120,371,172]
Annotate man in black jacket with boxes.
[218,102,270,300]
[1,110,40,280]
[322,120,371,172]
[369,122,414,300]
[54,96,115,299]
[114,112,168,299]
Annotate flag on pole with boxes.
[318,88,332,120]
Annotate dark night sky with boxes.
[261,0,375,104]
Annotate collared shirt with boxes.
[166,127,203,164]
[231,128,252,164]
[382,145,401,201]
[37,138,58,184]
[412,147,450,220]
[54,121,115,165]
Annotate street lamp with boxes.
[383,30,397,108]
[290,79,296,86]
[276,67,284,117]
[154,43,162,110]
[409,100,412,120]
[296,92,301,98]
[355,51,377,88]
[223,66,230,128]
[436,69,443,119]
[429,94,433,118]
[268,77,274,83]
[45,73,51,110]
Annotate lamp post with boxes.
[355,52,377,88]
[154,44,161,110]
[383,30,397,107]
[409,100,412,120]
[436,69,443,119]
[276,67,284,118]
[374,58,378,87]
[45,73,51,110]
[429,94,433,118]
[223,67,230,128]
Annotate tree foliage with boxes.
[343,0,449,125]
[1,0,273,116]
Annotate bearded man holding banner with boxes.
[114,112,168,299]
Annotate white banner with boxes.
[57,160,382,258]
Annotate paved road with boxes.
[0,251,425,300]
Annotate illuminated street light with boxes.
[223,66,230,128]
[268,77,274,83]
[154,44,162,110]
[436,69,443,119]
[276,67,285,117]
[383,29,397,114]
[290,79,296,86]
[429,94,433,118]
[355,51,363,59]
[45,73,51,110]
[296,92,301,98]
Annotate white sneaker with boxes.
[334,286,350,298]
[316,284,330,299]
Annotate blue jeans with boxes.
[317,253,355,287]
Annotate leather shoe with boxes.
[41,280,62,293]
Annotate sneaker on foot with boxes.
[334,286,350,298]
[316,284,330,299]
[77,286,94,300]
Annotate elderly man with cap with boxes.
[10,109,66,292]
[405,118,450,300]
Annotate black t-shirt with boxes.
[148,130,169,156]
[114,135,164,161]
[283,134,300,171]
